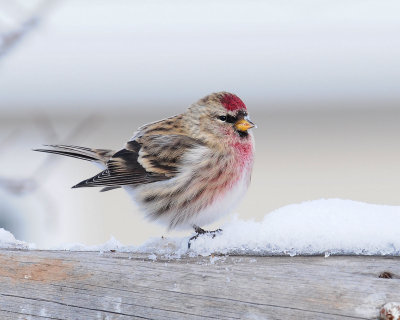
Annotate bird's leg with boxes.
[193,225,207,234]
[188,225,223,249]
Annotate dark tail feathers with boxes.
[33,144,114,164]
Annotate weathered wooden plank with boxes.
[0,249,398,320]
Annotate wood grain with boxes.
[0,249,399,319]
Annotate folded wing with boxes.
[72,135,204,189]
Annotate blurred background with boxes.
[0,0,399,247]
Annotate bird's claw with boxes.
[188,227,222,249]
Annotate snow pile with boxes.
[184,199,400,256]
[131,199,400,257]
[0,228,34,249]
[1,199,399,257]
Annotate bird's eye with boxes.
[218,116,227,121]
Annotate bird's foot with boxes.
[188,225,222,249]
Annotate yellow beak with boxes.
[235,118,255,132]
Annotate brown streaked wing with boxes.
[137,134,204,176]
[72,135,204,188]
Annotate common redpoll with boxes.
[35,92,255,238]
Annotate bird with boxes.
[34,92,255,244]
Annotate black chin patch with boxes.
[237,130,249,138]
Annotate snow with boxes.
[0,228,34,249]
[51,236,123,253]
[129,199,400,257]
[1,199,399,257]
[184,198,400,257]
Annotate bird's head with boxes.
[186,92,256,148]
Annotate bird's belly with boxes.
[124,164,251,230]
[186,169,251,228]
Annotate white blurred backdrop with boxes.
[0,0,399,247]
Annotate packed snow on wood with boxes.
[133,199,400,257]
[1,199,399,257]
[0,228,34,249]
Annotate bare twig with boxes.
[0,0,57,59]
[0,114,102,230]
